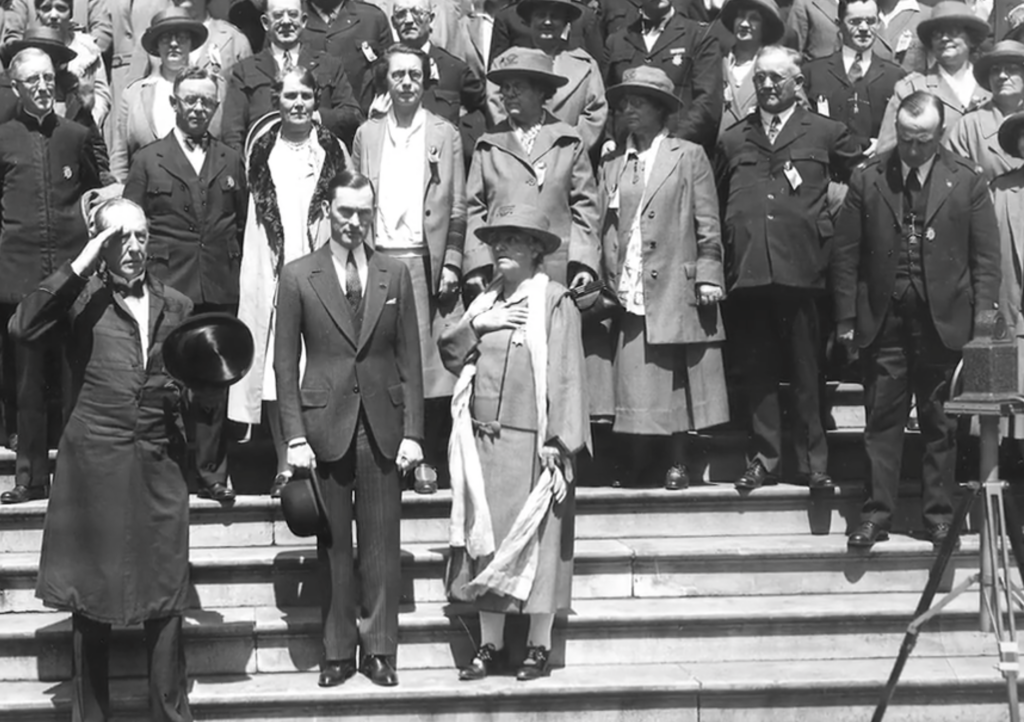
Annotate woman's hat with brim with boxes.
[141,7,208,57]
[487,47,569,89]
[917,1,990,48]
[163,313,255,389]
[2,26,77,69]
[998,110,1024,158]
[719,0,786,46]
[475,204,562,256]
[606,66,681,112]
[973,39,1024,89]
[515,0,583,23]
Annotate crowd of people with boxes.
[2,0,1024,716]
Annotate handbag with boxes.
[568,280,623,325]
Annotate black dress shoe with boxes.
[735,460,775,490]
[516,645,551,681]
[459,643,506,681]
[848,521,889,548]
[806,471,835,489]
[360,655,398,686]
[198,482,236,503]
[928,523,960,550]
[318,659,357,687]
[664,465,690,491]
[269,474,289,499]
[1,484,48,504]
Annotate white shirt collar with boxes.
[760,103,797,134]
[901,155,936,185]
[329,240,369,294]
[842,45,872,75]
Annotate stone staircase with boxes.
[0,384,1021,721]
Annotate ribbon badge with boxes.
[225,175,236,190]
[428,146,440,183]
[62,166,72,180]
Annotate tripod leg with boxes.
[872,484,980,722]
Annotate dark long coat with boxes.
[12,263,195,625]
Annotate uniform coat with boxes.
[831,147,1001,350]
[605,10,723,149]
[14,264,194,625]
[803,50,905,150]
[464,112,601,283]
[876,65,992,154]
[300,0,392,112]
[124,133,247,306]
[946,101,1024,183]
[222,45,364,151]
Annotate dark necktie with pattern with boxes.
[767,114,781,144]
[848,52,865,83]
[345,251,362,308]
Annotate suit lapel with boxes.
[424,114,442,199]
[202,140,230,187]
[157,135,196,185]
[357,250,389,351]
[877,151,902,224]
[308,245,358,346]
[745,112,774,153]
[363,118,386,194]
[255,49,279,82]
[142,82,159,141]
[770,106,806,153]
[825,52,851,89]
[146,277,168,368]
[641,139,681,213]
[924,151,957,226]
[649,14,689,58]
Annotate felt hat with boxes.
[475,203,562,255]
[719,0,786,46]
[487,47,569,89]
[998,110,1024,158]
[280,468,329,538]
[3,26,77,68]
[973,39,1024,89]
[141,7,208,57]
[917,1,990,48]
[606,65,681,112]
[515,0,583,23]
[163,313,255,389]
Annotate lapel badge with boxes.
[226,175,235,189]
[62,165,72,180]
[428,145,440,164]
[925,227,936,241]
[361,41,378,63]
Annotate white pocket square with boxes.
[385,298,397,305]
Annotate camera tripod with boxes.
[873,411,1024,722]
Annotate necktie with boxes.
[345,250,362,308]
[848,52,864,83]
[282,50,295,72]
[905,167,921,211]
[767,114,781,144]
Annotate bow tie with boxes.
[109,274,146,298]
[184,133,209,152]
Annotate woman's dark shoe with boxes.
[459,643,506,681]
[516,644,551,681]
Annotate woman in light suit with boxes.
[599,66,729,489]
[110,8,207,180]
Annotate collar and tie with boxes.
[183,133,210,152]
[108,273,146,298]
[848,51,865,83]
[767,114,781,144]
[282,49,296,72]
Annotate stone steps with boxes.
[0,592,1006,682]
[1,657,1018,722]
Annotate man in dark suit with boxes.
[275,170,423,688]
[124,65,247,503]
[605,0,723,150]
[716,45,861,491]
[833,91,1001,549]
[300,0,392,112]
[803,0,905,154]
[222,0,364,151]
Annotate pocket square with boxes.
[385,298,397,305]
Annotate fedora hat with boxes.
[516,0,583,23]
[475,203,561,255]
[163,313,255,389]
[141,7,208,57]
[280,468,329,538]
[973,39,1024,89]
[719,0,786,46]
[3,26,77,68]
[606,66,681,112]
[488,47,569,89]
[917,1,990,47]
[998,110,1024,158]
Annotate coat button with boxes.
[767,193,775,200]
[425,210,431,217]
[649,241,656,249]
[644,57,652,64]
[648,210,655,218]
[527,178,536,186]
[651,270,658,278]
[767,214,775,220]
[353,385,360,394]
[184,205,190,212]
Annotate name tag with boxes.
[783,160,802,191]
[895,29,913,54]
[361,41,378,63]
[816,95,830,117]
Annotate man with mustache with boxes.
[222,0,364,149]
[124,65,246,503]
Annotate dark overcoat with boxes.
[12,263,195,625]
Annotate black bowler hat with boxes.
[3,26,77,68]
[163,313,255,389]
[280,468,329,538]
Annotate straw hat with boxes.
[475,204,561,255]
[487,47,569,89]
[719,0,786,46]
[141,7,208,57]
[606,66,681,112]
[916,1,990,47]
[973,39,1024,90]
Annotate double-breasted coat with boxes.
[124,133,247,306]
[14,264,195,625]
[830,147,1002,350]
[464,112,601,284]
[604,10,723,150]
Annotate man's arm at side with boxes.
[273,264,306,443]
[395,262,424,441]
[968,168,1002,314]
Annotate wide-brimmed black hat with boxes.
[998,110,1024,158]
[141,7,208,56]
[3,26,77,69]
[476,203,561,255]
[719,0,785,45]
[488,47,569,89]
[917,1,990,47]
[280,468,328,538]
[516,0,583,23]
[163,313,255,389]
[973,39,1024,89]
